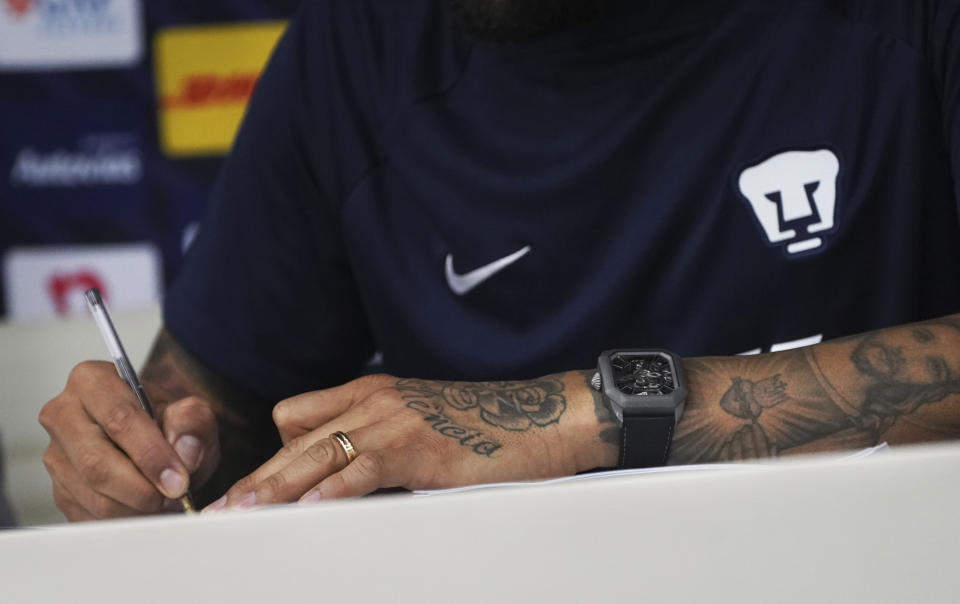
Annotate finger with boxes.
[50,462,142,520]
[162,396,220,484]
[304,447,415,502]
[51,481,96,522]
[44,417,166,514]
[214,428,333,507]
[217,398,385,508]
[82,390,190,499]
[224,424,384,508]
[273,375,393,444]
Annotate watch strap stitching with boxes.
[660,423,674,466]
[619,419,628,468]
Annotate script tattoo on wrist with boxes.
[671,316,960,465]
[396,377,567,432]
[405,399,502,457]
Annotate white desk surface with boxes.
[2,442,959,603]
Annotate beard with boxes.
[450,0,613,43]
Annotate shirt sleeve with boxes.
[164,2,377,402]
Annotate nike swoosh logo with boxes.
[445,246,532,296]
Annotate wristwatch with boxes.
[590,349,688,468]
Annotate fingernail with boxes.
[174,435,203,472]
[299,491,322,505]
[203,496,227,513]
[231,492,256,510]
[160,468,188,498]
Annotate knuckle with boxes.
[179,395,206,408]
[52,487,78,517]
[37,400,60,430]
[356,374,381,387]
[90,493,121,519]
[173,396,213,419]
[42,448,58,473]
[359,373,392,390]
[367,389,395,408]
[51,484,69,507]
[102,404,137,438]
[285,435,311,457]
[230,475,256,497]
[272,400,291,429]
[134,441,168,474]
[305,440,335,466]
[352,452,383,479]
[77,449,111,487]
[67,361,94,383]
[68,360,107,387]
[256,474,286,500]
[131,486,162,512]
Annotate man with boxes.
[39,0,960,520]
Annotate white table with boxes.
[2,442,959,603]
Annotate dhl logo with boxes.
[162,72,260,110]
[154,21,286,157]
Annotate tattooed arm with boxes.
[214,313,960,509]
[670,314,960,464]
[40,327,278,520]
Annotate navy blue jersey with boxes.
[166,0,960,401]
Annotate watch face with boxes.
[610,353,676,396]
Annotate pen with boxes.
[83,288,196,515]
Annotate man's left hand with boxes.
[207,371,617,509]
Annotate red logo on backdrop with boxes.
[4,0,32,17]
[163,73,260,110]
[47,272,107,316]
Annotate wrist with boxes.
[558,371,620,473]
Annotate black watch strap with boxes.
[620,413,675,469]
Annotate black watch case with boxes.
[597,349,687,424]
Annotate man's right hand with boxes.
[39,361,220,521]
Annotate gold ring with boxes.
[329,431,358,464]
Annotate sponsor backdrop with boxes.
[0,0,299,320]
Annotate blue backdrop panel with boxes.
[0,0,301,317]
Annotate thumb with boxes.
[162,396,220,488]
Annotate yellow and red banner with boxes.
[154,21,286,157]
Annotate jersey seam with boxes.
[836,11,937,77]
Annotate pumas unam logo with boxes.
[154,21,286,157]
[737,149,841,257]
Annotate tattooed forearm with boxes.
[142,330,254,409]
[141,329,279,504]
[405,400,502,456]
[396,377,567,432]
[671,314,960,465]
